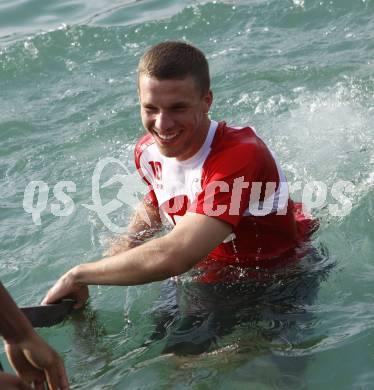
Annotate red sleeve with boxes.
[189,142,279,226]
[134,134,159,208]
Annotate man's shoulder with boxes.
[135,133,155,153]
[201,121,276,179]
[212,121,262,152]
[134,133,157,166]
[209,121,269,162]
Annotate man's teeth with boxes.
[157,132,179,140]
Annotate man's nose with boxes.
[154,111,174,132]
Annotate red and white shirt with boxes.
[135,120,315,270]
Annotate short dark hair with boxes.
[138,41,210,96]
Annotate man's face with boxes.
[138,74,213,161]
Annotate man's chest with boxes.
[145,157,205,224]
[150,159,203,203]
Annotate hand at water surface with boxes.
[42,268,89,309]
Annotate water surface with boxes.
[0,0,373,388]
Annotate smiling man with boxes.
[42,42,316,354]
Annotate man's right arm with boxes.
[104,200,162,256]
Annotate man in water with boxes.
[0,282,69,389]
[42,41,316,354]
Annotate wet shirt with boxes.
[135,120,314,268]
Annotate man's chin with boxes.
[156,146,179,158]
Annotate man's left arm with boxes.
[42,213,232,307]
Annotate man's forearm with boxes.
[73,235,184,287]
[0,283,34,343]
[43,213,232,307]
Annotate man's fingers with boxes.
[72,301,84,309]
[41,272,79,306]
[72,286,89,309]
[41,292,52,305]
[41,294,56,305]
[0,372,33,390]
[32,379,45,390]
[6,344,45,384]
[41,271,89,311]
[41,286,61,305]
[41,284,67,305]
[45,359,69,390]
[42,288,87,309]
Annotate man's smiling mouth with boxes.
[153,130,182,142]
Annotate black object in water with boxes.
[21,299,75,328]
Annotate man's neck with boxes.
[177,117,211,161]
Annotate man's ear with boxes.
[203,89,213,113]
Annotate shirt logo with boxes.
[160,195,190,225]
[149,161,163,189]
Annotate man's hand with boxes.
[4,332,68,390]
[41,268,88,308]
[0,282,69,389]
[0,371,32,390]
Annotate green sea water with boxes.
[1,0,374,388]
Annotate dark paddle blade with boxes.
[21,299,75,328]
